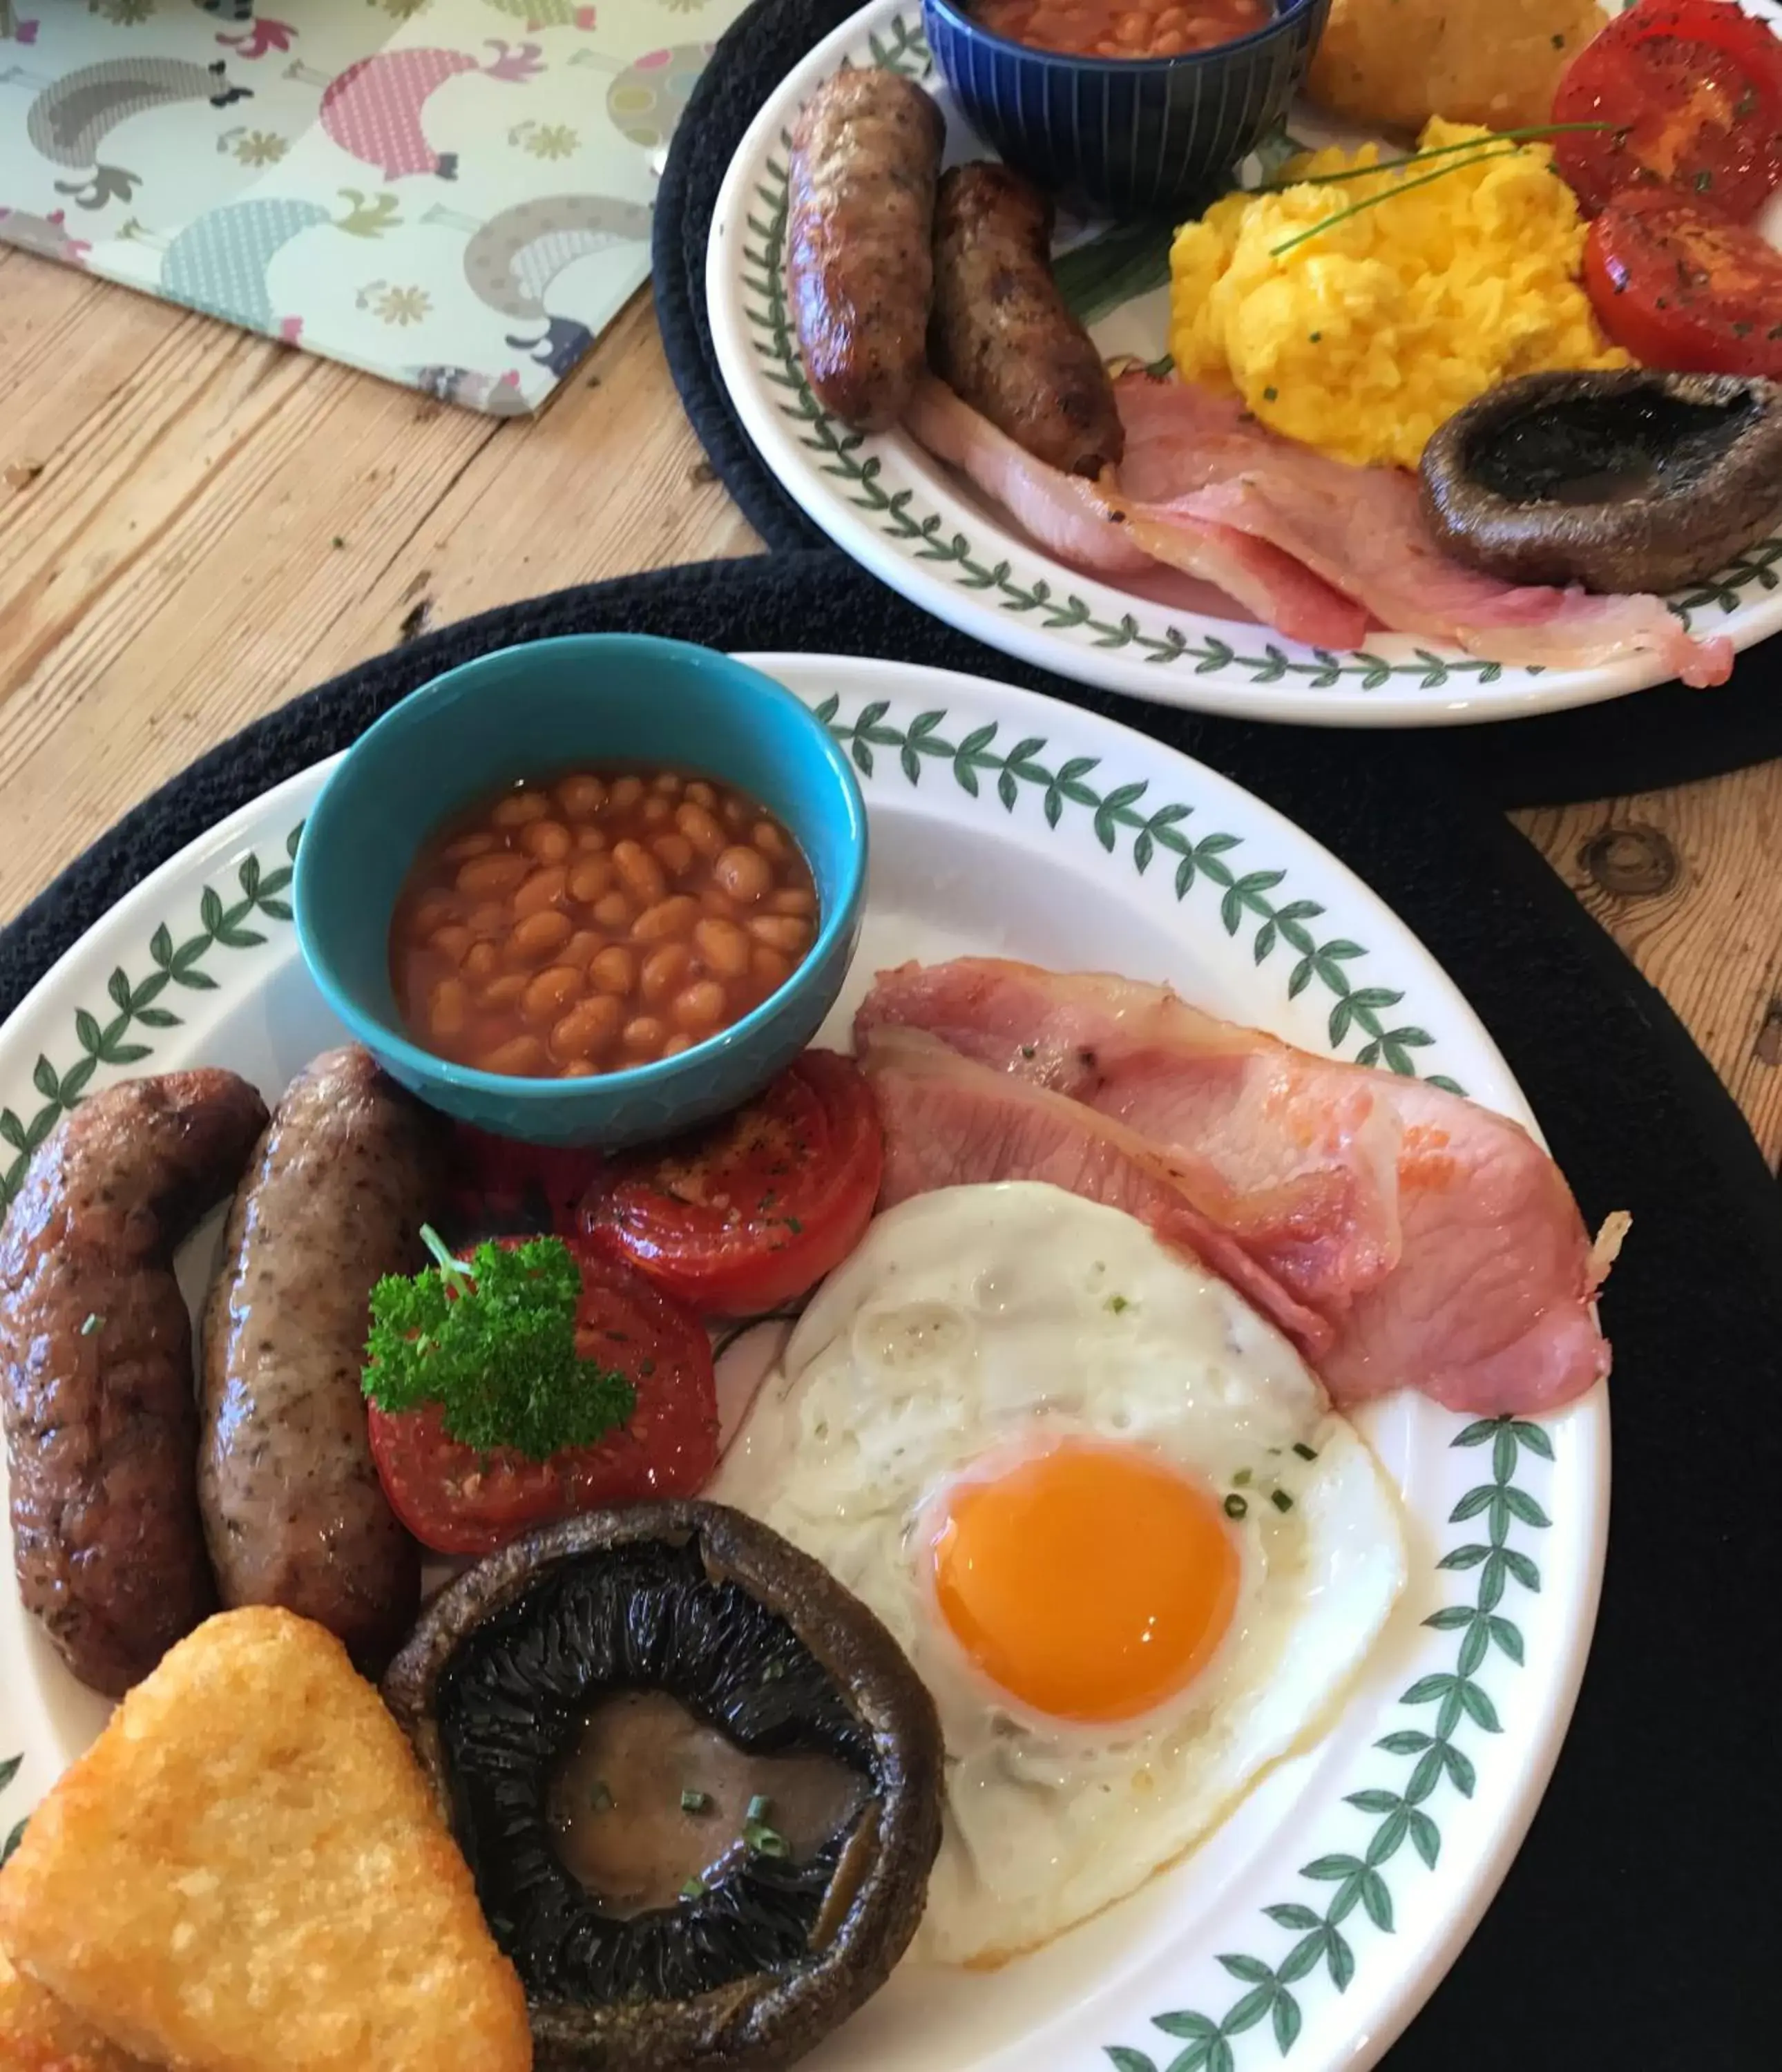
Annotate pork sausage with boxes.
[787,69,946,432]
[929,162,1124,477]
[199,1046,446,1674]
[1,1070,269,1696]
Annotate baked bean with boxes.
[613,840,667,907]
[491,791,550,829]
[520,818,573,863]
[694,916,752,978]
[590,946,636,996]
[673,981,727,1035]
[715,844,772,903]
[553,994,623,1061]
[523,966,584,1026]
[676,801,726,858]
[748,914,812,955]
[392,763,819,1075]
[633,895,700,943]
[652,832,695,877]
[481,973,528,1010]
[457,852,530,899]
[568,856,614,905]
[973,0,1267,58]
[430,979,469,1039]
[508,909,575,964]
[640,943,693,1005]
[513,864,571,918]
[484,1033,546,1076]
[557,773,606,818]
[751,946,793,990]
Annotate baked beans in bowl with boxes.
[293,635,866,1147]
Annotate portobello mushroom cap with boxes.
[383,1502,943,2072]
[1419,368,1782,595]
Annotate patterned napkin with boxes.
[0,0,746,413]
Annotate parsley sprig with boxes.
[363,1227,634,1459]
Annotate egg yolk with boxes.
[930,1441,1240,1724]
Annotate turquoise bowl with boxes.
[923,0,1330,216]
[294,635,868,1149]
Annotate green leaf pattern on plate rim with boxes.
[0,695,1562,2066]
[737,8,1781,695]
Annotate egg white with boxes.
[710,1182,1407,1964]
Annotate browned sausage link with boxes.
[200,1046,447,1675]
[0,1071,270,1696]
[787,70,946,432]
[928,162,1124,478]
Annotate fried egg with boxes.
[710,1182,1407,1964]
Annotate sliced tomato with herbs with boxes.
[1584,188,1782,374]
[579,1050,883,1317]
[1553,0,1782,221]
[367,1243,718,1556]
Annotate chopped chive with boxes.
[761,1660,785,1684]
[1224,1493,1249,1519]
[1308,330,1321,343]
[1271,1488,1294,1513]
[1694,168,1714,193]
[1252,121,1613,195]
[1263,385,1278,402]
[1267,1446,1282,1456]
[1232,1467,1252,1488]
[79,1313,104,1336]
[784,1216,803,1236]
[680,1875,706,1900]
[1019,1044,1036,1059]
[681,1790,710,1814]
[1105,1294,1130,1314]
[589,1781,613,1812]
[1292,1441,1319,1461]
[747,1794,772,1822]
[745,1820,790,1859]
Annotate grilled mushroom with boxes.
[383,1503,943,2072]
[1419,368,1782,594]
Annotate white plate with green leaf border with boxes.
[0,655,1607,2072]
[705,0,1782,728]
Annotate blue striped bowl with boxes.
[921,0,1330,216]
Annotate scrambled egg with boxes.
[1168,120,1628,470]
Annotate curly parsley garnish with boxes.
[363,1227,634,1460]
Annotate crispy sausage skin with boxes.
[929,162,1124,478]
[1,1071,269,1696]
[200,1046,446,1675]
[788,69,946,432]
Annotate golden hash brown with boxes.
[1306,0,1605,134]
[0,1607,530,2072]
[0,1948,154,2072]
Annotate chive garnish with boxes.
[680,1875,706,1900]
[761,1660,785,1685]
[1271,1489,1294,1513]
[1224,1493,1249,1519]
[588,1780,613,1812]
[745,1819,790,1859]
[1105,1294,1130,1314]
[1252,122,1613,195]
[681,1790,710,1814]
[1292,1441,1319,1461]
[79,1313,104,1336]
[747,1794,772,1822]
[1233,1467,1252,1488]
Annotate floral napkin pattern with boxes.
[0,0,742,413]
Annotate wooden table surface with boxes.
[5,246,1782,1164]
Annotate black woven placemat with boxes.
[652,0,1782,806]
[1,550,1777,2069]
